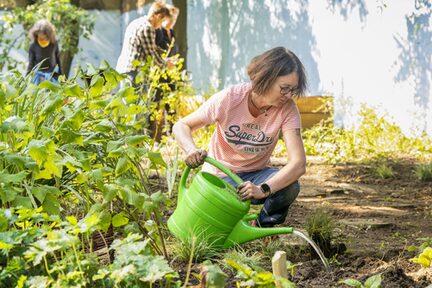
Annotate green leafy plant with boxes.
[169,233,220,263]
[414,163,432,181]
[408,237,432,268]
[225,259,296,287]
[372,163,394,179]
[195,260,227,288]
[221,247,265,273]
[302,105,432,163]
[340,273,382,288]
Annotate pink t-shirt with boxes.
[196,83,301,177]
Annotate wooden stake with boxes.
[272,251,287,287]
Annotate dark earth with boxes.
[170,156,432,287]
[275,156,432,287]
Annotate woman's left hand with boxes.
[237,181,267,200]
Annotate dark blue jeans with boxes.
[222,167,300,227]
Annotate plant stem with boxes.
[182,236,195,287]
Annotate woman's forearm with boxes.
[172,121,198,154]
[265,159,306,193]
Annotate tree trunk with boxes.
[59,0,81,77]
[172,0,187,69]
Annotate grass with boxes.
[414,163,432,181]
[220,247,266,272]
[372,163,395,179]
[168,233,221,263]
[305,208,336,258]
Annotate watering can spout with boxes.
[223,214,293,248]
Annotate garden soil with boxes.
[274,156,432,287]
[168,156,432,287]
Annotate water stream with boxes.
[292,229,330,272]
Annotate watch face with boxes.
[261,183,271,193]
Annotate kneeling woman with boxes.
[173,47,307,228]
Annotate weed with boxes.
[305,208,335,258]
[169,233,220,263]
[221,247,265,272]
[414,163,432,181]
[372,163,395,179]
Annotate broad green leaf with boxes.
[364,273,382,288]
[38,80,60,91]
[102,184,117,203]
[108,147,124,158]
[0,116,30,133]
[66,215,77,225]
[4,82,19,99]
[125,135,149,146]
[0,171,27,184]
[28,140,48,165]
[34,169,52,180]
[0,241,13,250]
[0,213,8,232]
[63,84,83,98]
[16,275,27,288]
[200,261,227,287]
[94,119,113,132]
[119,189,142,207]
[89,98,110,110]
[148,151,167,168]
[62,109,85,130]
[59,128,84,145]
[44,159,62,178]
[98,210,112,232]
[3,154,32,168]
[12,196,33,209]
[115,157,131,176]
[340,279,362,287]
[116,87,138,104]
[32,186,61,203]
[89,75,104,97]
[422,247,432,258]
[107,139,122,152]
[41,96,63,116]
[0,185,18,202]
[42,194,60,215]
[112,212,129,227]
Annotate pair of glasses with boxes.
[280,86,298,96]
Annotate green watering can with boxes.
[167,157,293,249]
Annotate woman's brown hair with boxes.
[149,0,171,18]
[247,47,307,97]
[28,19,57,44]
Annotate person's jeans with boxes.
[222,167,300,227]
[32,70,59,85]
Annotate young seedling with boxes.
[340,273,382,288]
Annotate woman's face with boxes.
[263,72,299,107]
[38,32,48,41]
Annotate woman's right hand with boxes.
[185,148,207,168]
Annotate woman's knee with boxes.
[274,180,300,206]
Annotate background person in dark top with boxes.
[27,19,62,84]
[155,4,180,57]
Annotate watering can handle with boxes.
[179,156,243,199]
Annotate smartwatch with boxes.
[260,183,271,196]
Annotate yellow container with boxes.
[294,96,333,129]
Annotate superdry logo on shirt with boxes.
[224,124,274,149]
